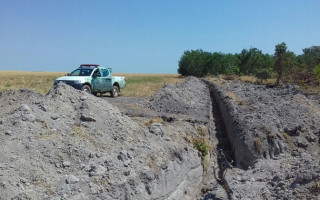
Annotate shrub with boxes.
[313,64,320,84]
[5,82,11,88]
[226,66,241,76]
[255,68,272,83]
[193,138,211,159]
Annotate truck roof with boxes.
[78,64,111,72]
[80,64,99,68]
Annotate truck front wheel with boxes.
[81,85,91,94]
[111,86,119,98]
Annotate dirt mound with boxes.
[208,80,320,199]
[223,81,320,162]
[143,76,211,123]
[0,82,203,200]
[0,88,44,117]
[2,77,320,199]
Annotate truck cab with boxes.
[54,64,126,97]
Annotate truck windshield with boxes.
[69,69,94,76]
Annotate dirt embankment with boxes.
[106,77,320,200]
[207,79,320,199]
[0,77,320,200]
[0,78,211,200]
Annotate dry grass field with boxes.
[0,71,66,95]
[0,71,184,97]
[114,73,184,97]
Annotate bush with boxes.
[226,66,241,76]
[193,138,210,159]
[289,65,318,86]
[255,68,272,83]
[313,64,320,84]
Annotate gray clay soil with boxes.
[0,76,320,200]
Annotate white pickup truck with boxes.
[54,64,126,97]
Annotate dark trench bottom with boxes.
[210,92,235,168]
[202,89,236,200]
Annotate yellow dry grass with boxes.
[114,73,184,97]
[0,71,66,95]
[143,117,164,126]
[239,75,277,84]
[0,71,184,97]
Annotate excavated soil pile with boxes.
[1,77,320,200]
[0,82,205,200]
[209,80,320,199]
[0,88,44,118]
[143,76,212,124]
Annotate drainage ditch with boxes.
[204,80,259,199]
[207,81,256,169]
[206,82,236,199]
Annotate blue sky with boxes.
[0,0,319,73]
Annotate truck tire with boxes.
[111,86,119,98]
[81,85,91,94]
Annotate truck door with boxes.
[100,69,113,92]
[92,69,103,92]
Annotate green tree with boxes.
[238,47,274,75]
[209,52,224,75]
[313,64,320,84]
[178,50,240,77]
[178,49,213,77]
[302,46,320,69]
[222,53,240,75]
[274,42,295,85]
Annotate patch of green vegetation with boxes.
[193,138,211,159]
[5,82,11,88]
[256,68,273,83]
[314,64,320,82]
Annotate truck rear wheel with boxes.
[81,85,91,94]
[111,86,119,98]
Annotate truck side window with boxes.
[93,69,101,77]
[101,69,110,77]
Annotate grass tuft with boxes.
[193,138,211,159]
[309,181,320,194]
[282,133,296,151]
[143,117,164,126]
[36,119,51,131]
[239,75,276,85]
[197,125,208,136]
[254,138,263,155]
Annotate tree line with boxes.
[178,43,320,85]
